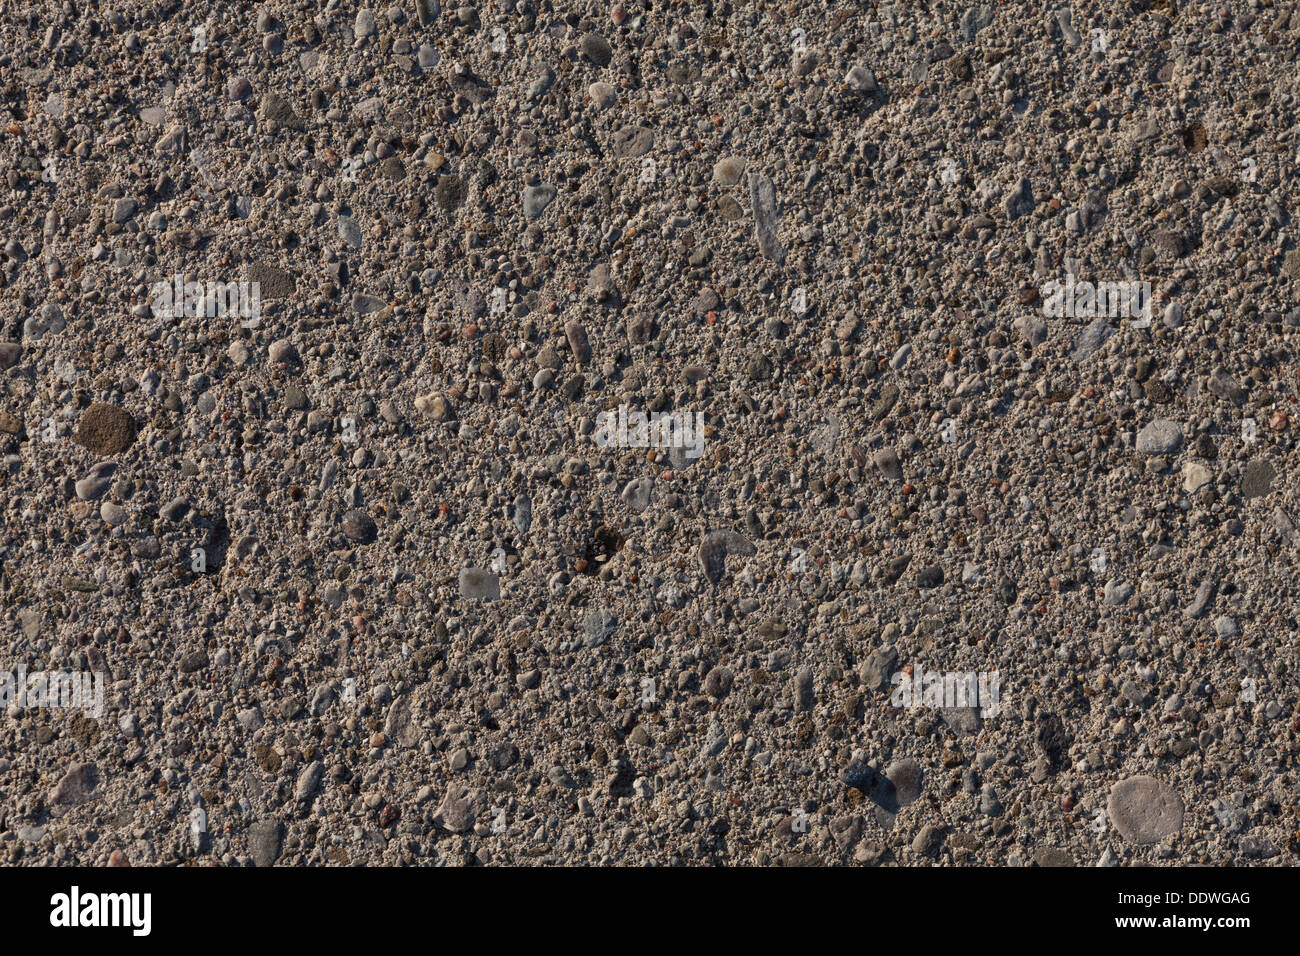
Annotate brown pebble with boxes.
[75,403,136,456]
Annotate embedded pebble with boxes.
[1107,776,1185,845]
[1135,419,1183,456]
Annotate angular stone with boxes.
[49,762,99,806]
[522,184,557,219]
[1208,367,1246,404]
[712,156,746,186]
[1103,579,1133,606]
[564,321,591,365]
[844,64,876,92]
[384,695,421,748]
[886,759,923,806]
[1071,317,1116,363]
[1182,461,1212,494]
[1003,176,1035,219]
[1184,577,1217,619]
[259,92,303,131]
[611,125,654,158]
[433,784,485,833]
[911,824,942,856]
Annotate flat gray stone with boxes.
[414,0,439,27]
[564,320,591,365]
[1103,579,1133,606]
[1208,367,1246,404]
[749,172,786,265]
[620,477,653,512]
[698,529,756,584]
[111,197,137,223]
[1107,776,1183,844]
[248,819,284,867]
[960,5,994,42]
[338,216,362,250]
[792,667,813,711]
[1014,315,1047,346]
[384,695,420,748]
[1071,317,1116,363]
[1183,577,1217,619]
[352,293,386,314]
[259,92,303,131]
[885,759,923,806]
[1135,419,1183,455]
[582,607,616,646]
[74,462,116,501]
[49,762,99,806]
[295,761,324,802]
[1274,507,1300,547]
[980,784,1003,816]
[1003,176,1035,219]
[611,125,654,158]
[433,784,484,833]
[713,156,746,186]
[522,184,557,219]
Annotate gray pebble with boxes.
[1107,776,1184,845]
[341,510,378,543]
[620,477,653,512]
[295,762,324,802]
[522,184,557,219]
[1135,419,1183,455]
[74,462,116,501]
[1071,317,1116,363]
